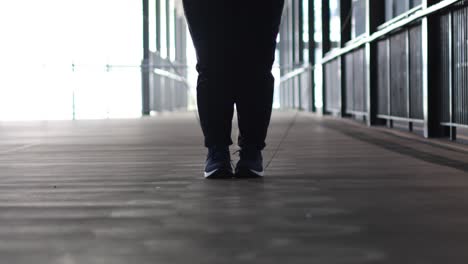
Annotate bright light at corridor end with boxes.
[0,0,284,121]
[0,0,143,121]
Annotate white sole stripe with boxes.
[204,169,219,178]
[249,169,264,177]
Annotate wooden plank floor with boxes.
[1,111,468,264]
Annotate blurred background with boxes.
[0,0,144,120]
[3,0,464,143]
[0,0,298,121]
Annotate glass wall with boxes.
[0,0,143,120]
[0,0,189,120]
[329,0,341,49]
[352,0,366,38]
[314,0,323,108]
[385,0,423,22]
[302,0,310,63]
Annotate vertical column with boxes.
[308,0,316,112]
[298,0,304,63]
[165,0,172,111]
[289,0,294,108]
[406,29,412,131]
[142,0,151,115]
[181,17,188,109]
[422,0,444,137]
[154,0,162,112]
[173,12,179,109]
[387,38,392,128]
[340,0,351,45]
[340,0,351,116]
[321,0,330,53]
[385,0,393,128]
[422,0,429,137]
[288,1,295,108]
[366,0,384,125]
[156,0,161,52]
[174,11,187,109]
[321,0,330,114]
[284,1,290,109]
[448,11,456,140]
[295,0,303,109]
[166,0,171,59]
[279,9,287,109]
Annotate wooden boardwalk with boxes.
[1,111,468,264]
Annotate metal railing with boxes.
[146,52,192,113]
[278,64,314,112]
[318,0,468,139]
[439,2,468,134]
[74,59,192,114]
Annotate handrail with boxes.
[279,64,313,83]
[377,5,422,30]
[68,62,191,85]
[153,67,188,83]
[320,0,462,65]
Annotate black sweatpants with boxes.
[183,0,285,150]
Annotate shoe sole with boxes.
[234,167,264,178]
[204,168,234,179]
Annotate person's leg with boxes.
[235,0,285,151]
[183,1,238,178]
[183,0,235,148]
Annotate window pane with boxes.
[384,0,417,22]
[385,0,393,21]
[395,0,409,17]
[411,0,422,8]
[329,0,341,48]
[352,0,366,37]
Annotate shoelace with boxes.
[264,111,299,170]
[229,111,298,171]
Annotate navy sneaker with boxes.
[204,146,233,179]
[234,148,264,178]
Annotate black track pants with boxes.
[183,0,284,150]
